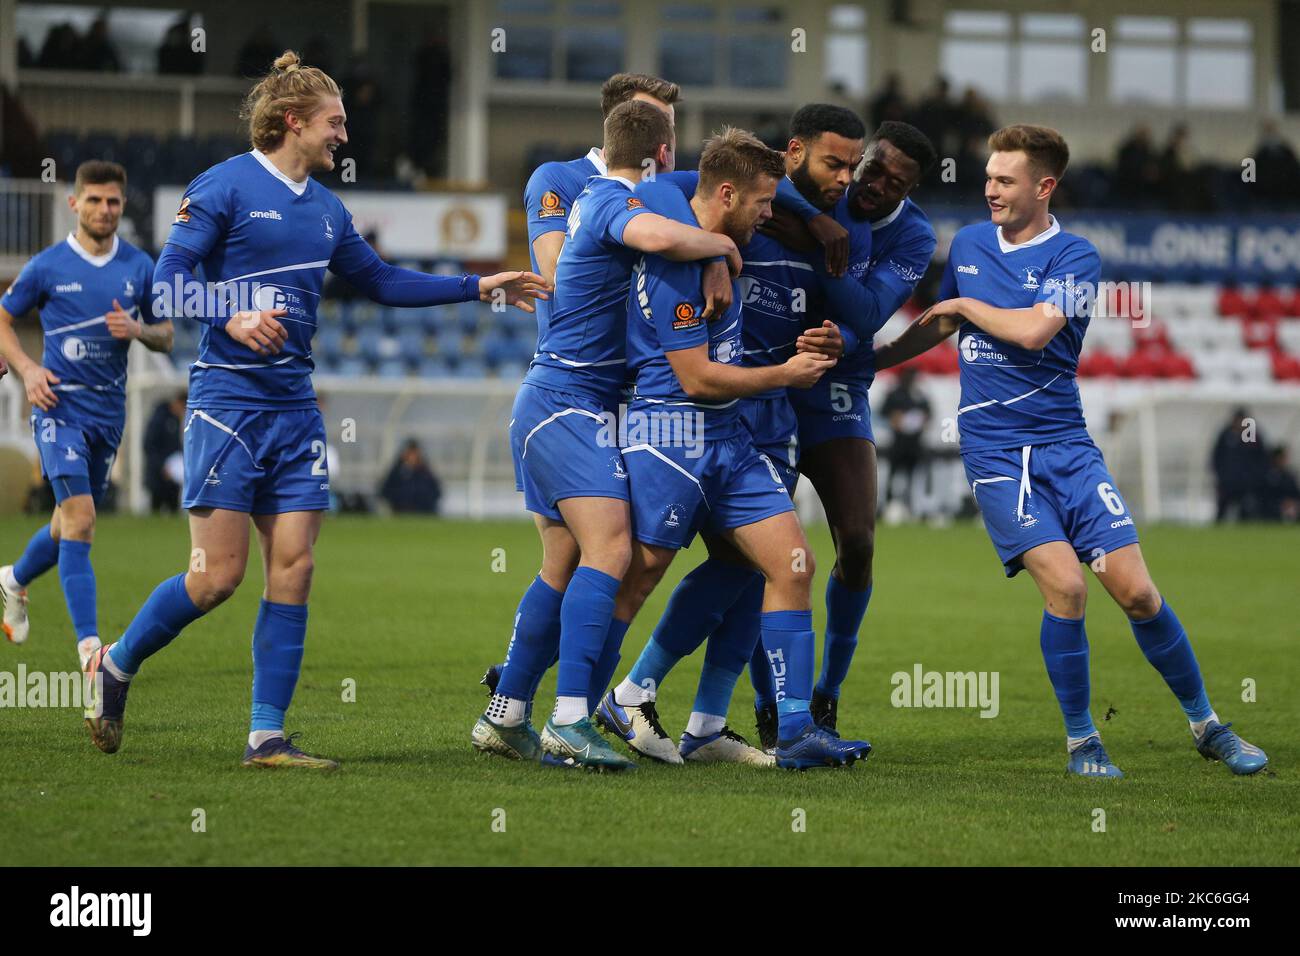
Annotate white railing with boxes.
[0,179,76,277]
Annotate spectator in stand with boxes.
[234,25,282,78]
[869,72,906,128]
[909,75,957,162]
[1262,445,1300,522]
[341,69,383,178]
[1210,407,1270,522]
[409,29,453,179]
[881,367,931,520]
[144,392,187,513]
[1115,124,1162,206]
[78,14,120,72]
[1253,120,1300,205]
[158,14,204,75]
[37,22,81,70]
[381,439,443,514]
[955,87,996,144]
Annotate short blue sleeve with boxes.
[525,162,574,243]
[937,248,959,301]
[1,256,44,317]
[635,174,695,224]
[164,169,231,258]
[592,189,652,246]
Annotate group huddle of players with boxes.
[0,54,1268,777]
[473,72,1270,777]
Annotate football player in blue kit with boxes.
[82,51,547,768]
[744,120,938,745]
[598,105,881,765]
[874,124,1268,778]
[1,161,171,669]
[595,128,867,770]
[472,99,743,770]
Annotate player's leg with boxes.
[51,494,102,666]
[1019,540,1128,778]
[475,514,577,761]
[797,436,878,731]
[86,507,249,753]
[240,509,336,770]
[1093,543,1267,774]
[725,511,867,768]
[593,539,685,763]
[0,507,61,646]
[539,494,635,770]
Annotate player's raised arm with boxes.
[621,213,740,272]
[667,343,832,401]
[326,220,549,313]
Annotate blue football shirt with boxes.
[524,147,605,344]
[523,174,651,406]
[937,216,1101,452]
[161,149,377,411]
[2,233,157,429]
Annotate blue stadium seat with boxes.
[417,356,450,378]
[317,326,345,362]
[379,307,403,334]
[397,328,425,356]
[83,130,121,163]
[44,130,81,173]
[376,359,408,379]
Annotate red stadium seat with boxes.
[1271,349,1300,382]
[1217,286,1249,318]
[1243,317,1279,351]
[1254,287,1287,321]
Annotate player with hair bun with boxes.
[83,50,548,769]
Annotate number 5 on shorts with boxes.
[830,381,852,413]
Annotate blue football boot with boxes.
[776,723,859,770]
[242,732,339,770]
[1066,736,1125,779]
[1194,721,1269,775]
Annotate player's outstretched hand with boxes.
[105,298,142,340]
[916,298,966,336]
[782,350,836,389]
[226,308,289,356]
[807,213,849,277]
[700,259,733,319]
[479,271,551,314]
[23,365,60,410]
[796,320,844,359]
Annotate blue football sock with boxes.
[1040,611,1096,740]
[652,558,756,658]
[250,600,308,732]
[693,615,757,718]
[1129,600,1212,722]
[762,609,815,738]
[555,566,620,701]
[627,636,683,698]
[816,576,872,699]
[109,573,204,676]
[497,575,564,701]
[12,526,60,587]
[57,539,97,640]
[588,617,629,714]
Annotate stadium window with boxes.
[659,32,717,87]
[659,3,716,22]
[729,34,788,89]
[493,26,555,80]
[16,3,202,75]
[1017,13,1086,103]
[563,28,624,82]
[1184,48,1253,108]
[945,10,1013,35]
[825,5,869,99]
[1109,45,1178,106]
[1114,15,1178,42]
[497,0,556,13]
[940,39,1011,102]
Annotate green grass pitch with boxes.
[1,514,1295,866]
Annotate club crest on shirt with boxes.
[322,214,335,241]
[1021,266,1042,291]
[123,278,135,299]
[610,456,627,480]
[538,190,566,218]
[663,503,683,529]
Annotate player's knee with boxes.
[836,531,874,587]
[1049,578,1089,618]
[1120,584,1162,621]
[275,550,316,593]
[189,565,244,610]
[587,538,632,580]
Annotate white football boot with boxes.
[0,565,30,645]
[594,690,684,764]
[679,726,776,766]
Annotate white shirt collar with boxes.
[599,174,639,191]
[587,147,608,176]
[871,198,907,232]
[997,215,1059,254]
[66,232,119,267]
[251,148,309,196]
